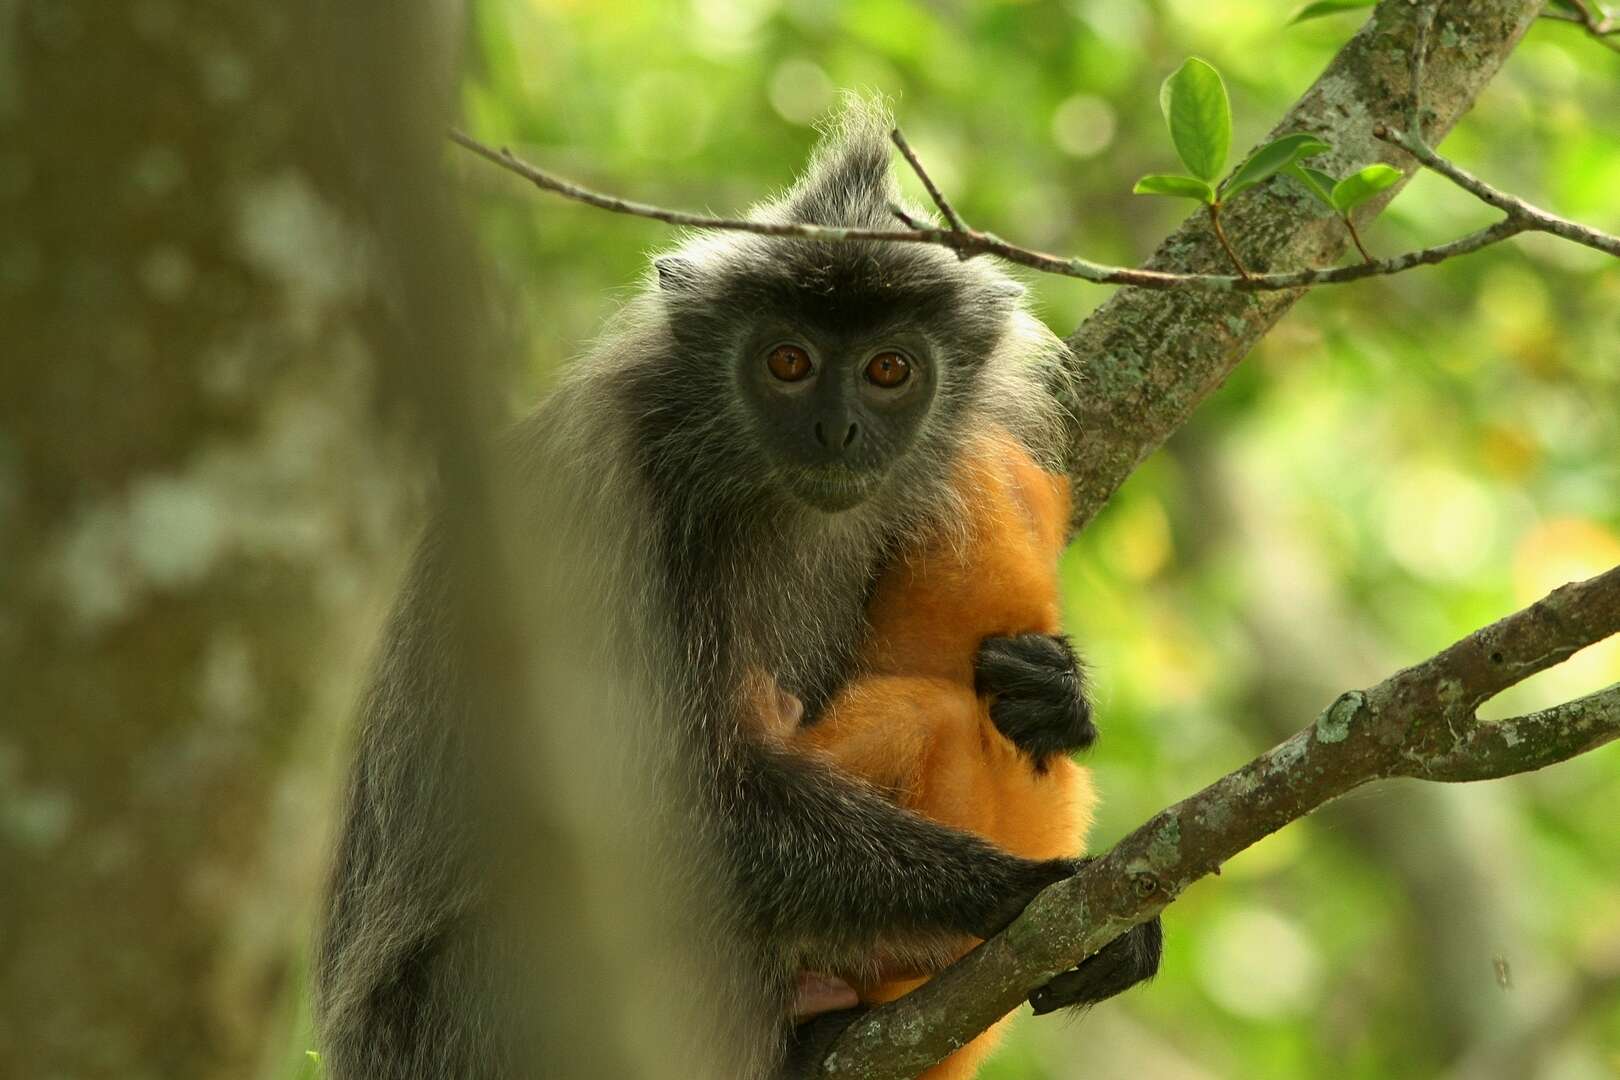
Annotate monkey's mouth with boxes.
[783,467,882,513]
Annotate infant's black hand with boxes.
[974,633,1096,762]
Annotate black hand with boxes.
[974,633,1096,762]
[780,1006,868,1079]
[1028,916,1163,1015]
[972,856,1078,940]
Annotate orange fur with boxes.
[758,429,1094,1080]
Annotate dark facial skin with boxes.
[736,327,939,512]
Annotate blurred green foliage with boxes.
[349,1,1620,1077]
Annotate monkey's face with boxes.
[639,111,1046,519]
[736,323,940,513]
[651,246,1016,518]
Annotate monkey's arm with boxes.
[313,525,513,1080]
[727,739,1075,950]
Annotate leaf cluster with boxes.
[1134,56,1399,221]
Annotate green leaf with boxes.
[1290,0,1377,24]
[1158,58,1230,183]
[1222,133,1332,199]
[1286,163,1339,207]
[1330,163,1403,214]
[1132,174,1218,204]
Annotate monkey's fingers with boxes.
[1028,916,1163,1015]
[744,669,806,743]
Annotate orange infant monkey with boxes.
[756,428,1161,1079]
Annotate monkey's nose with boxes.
[812,420,861,453]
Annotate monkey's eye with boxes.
[864,350,912,389]
[766,344,814,382]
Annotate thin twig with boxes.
[1566,0,1612,22]
[888,128,967,236]
[1344,215,1376,264]
[1369,3,1620,265]
[1572,0,1615,24]
[888,202,928,231]
[1374,2,1620,260]
[1208,203,1252,279]
[1561,0,1617,27]
[1374,124,1620,258]
[1557,0,1620,47]
[449,130,1575,293]
[1544,12,1620,53]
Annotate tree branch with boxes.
[1542,0,1620,52]
[888,127,967,237]
[447,126,1607,295]
[1375,123,1620,257]
[455,125,1574,295]
[1401,684,1620,781]
[1379,1,1620,258]
[814,566,1620,1079]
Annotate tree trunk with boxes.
[0,3,471,1075]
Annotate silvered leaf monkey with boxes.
[314,102,1158,1080]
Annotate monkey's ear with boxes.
[654,255,699,291]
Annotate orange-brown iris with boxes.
[865,351,911,388]
[767,344,813,382]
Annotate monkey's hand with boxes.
[780,1006,868,1080]
[974,633,1096,761]
[972,855,1079,940]
[1028,915,1163,1015]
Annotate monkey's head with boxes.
[634,101,1067,519]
